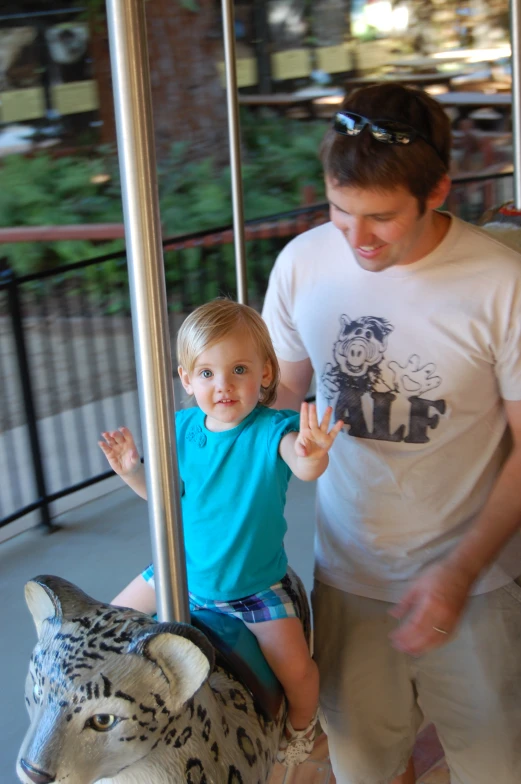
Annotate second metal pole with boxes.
[511,0,521,208]
[222,0,248,304]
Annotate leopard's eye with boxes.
[33,682,42,702]
[86,714,118,732]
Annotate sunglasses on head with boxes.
[333,111,440,156]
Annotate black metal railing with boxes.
[0,170,515,533]
[0,203,329,531]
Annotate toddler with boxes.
[99,298,342,766]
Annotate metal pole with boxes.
[511,0,521,208]
[105,0,189,624]
[221,0,248,304]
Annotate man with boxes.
[262,83,521,784]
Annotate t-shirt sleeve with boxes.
[496,280,521,401]
[262,243,310,362]
[267,409,300,456]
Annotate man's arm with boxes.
[390,398,521,655]
[275,357,314,411]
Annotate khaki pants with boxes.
[312,578,521,784]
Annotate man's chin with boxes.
[354,252,391,272]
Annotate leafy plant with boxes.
[0,113,327,303]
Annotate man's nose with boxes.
[347,218,372,248]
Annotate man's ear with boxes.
[426,174,451,210]
[178,366,193,396]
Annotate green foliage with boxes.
[178,0,199,10]
[0,113,327,303]
[240,110,325,215]
[0,150,123,275]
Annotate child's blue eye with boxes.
[234,366,246,375]
[201,369,212,378]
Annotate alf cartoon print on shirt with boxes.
[321,315,446,444]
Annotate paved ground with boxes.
[0,477,316,784]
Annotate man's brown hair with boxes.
[320,83,451,212]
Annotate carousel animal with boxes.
[17,572,310,784]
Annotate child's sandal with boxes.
[276,712,318,767]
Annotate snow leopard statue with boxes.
[17,573,310,784]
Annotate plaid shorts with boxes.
[141,564,299,623]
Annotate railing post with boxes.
[4,270,54,531]
[252,0,272,94]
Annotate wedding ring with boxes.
[432,625,449,635]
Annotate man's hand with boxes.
[389,562,474,656]
[294,402,344,460]
[99,426,141,478]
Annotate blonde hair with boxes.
[177,299,280,406]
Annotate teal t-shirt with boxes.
[174,405,299,600]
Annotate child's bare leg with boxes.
[245,616,318,730]
[111,574,157,615]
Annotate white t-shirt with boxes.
[263,215,521,601]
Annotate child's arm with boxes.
[111,574,157,615]
[98,426,148,500]
[279,402,343,482]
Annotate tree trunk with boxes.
[146,0,229,164]
[90,0,229,165]
[89,11,116,148]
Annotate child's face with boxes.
[178,328,273,432]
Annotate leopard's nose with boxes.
[20,759,55,784]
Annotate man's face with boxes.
[326,177,448,273]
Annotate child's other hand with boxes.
[99,427,140,477]
[294,403,343,460]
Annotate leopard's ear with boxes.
[25,575,102,639]
[131,624,214,708]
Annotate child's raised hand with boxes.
[294,402,343,459]
[99,427,140,477]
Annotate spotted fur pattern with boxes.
[17,573,310,784]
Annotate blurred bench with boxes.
[238,90,341,118]
[312,90,512,122]
[344,71,469,89]
[435,91,512,108]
